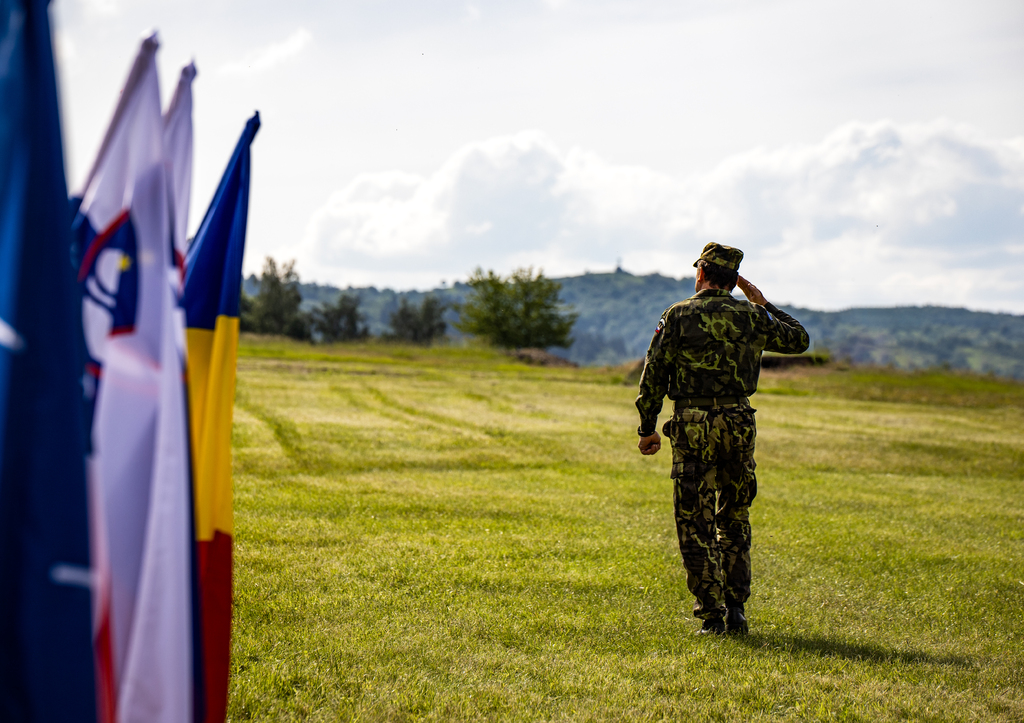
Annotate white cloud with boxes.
[219,29,312,76]
[300,120,1024,312]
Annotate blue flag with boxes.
[0,0,97,720]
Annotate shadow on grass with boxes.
[738,630,973,668]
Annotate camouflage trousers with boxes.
[664,404,757,620]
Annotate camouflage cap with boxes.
[693,242,743,271]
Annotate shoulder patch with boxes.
[654,318,665,335]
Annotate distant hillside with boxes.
[243,271,1024,378]
[792,306,1024,380]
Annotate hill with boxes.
[793,305,1024,379]
[244,271,1024,377]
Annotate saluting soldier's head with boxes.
[693,242,742,291]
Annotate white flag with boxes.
[73,32,194,723]
[164,62,196,287]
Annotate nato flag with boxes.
[0,1,97,720]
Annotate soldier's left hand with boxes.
[638,432,661,455]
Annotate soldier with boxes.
[635,242,809,635]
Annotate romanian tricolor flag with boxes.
[183,112,260,723]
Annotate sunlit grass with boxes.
[228,339,1024,721]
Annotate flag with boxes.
[0,0,97,720]
[183,111,260,723]
[164,62,196,288]
[72,32,195,723]
[162,60,206,723]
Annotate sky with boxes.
[51,0,1024,312]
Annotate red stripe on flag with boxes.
[94,605,116,723]
[77,209,130,282]
[198,531,233,723]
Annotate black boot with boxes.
[725,605,748,635]
[696,618,725,635]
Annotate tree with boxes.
[244,257,310,340]
[311,293,369,343]
[239,290,255,332]
[387,295,447,344]
[456,267,577,349]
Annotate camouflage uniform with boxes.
[636,252,809,621]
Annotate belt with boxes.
[674,395,748,410]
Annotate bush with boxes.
[311,294,369,343]
[455,267,576,349]
[387,295,447,344]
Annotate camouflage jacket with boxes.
[635,289,809,434]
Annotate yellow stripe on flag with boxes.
[187,315,239,541]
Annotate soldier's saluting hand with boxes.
[735,275,767,306]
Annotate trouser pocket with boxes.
[666,409,709,465]
[722,406,756,456]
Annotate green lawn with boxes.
[228,337,1024,722]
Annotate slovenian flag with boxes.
[72,33,197,723]
[184,111,260,723]
[0,0,97,719]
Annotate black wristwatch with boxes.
[638,426,656,437]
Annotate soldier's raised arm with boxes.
[737,275,810,355]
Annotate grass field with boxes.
[227,337,1024,722]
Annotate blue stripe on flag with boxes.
[184,112,260,330]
